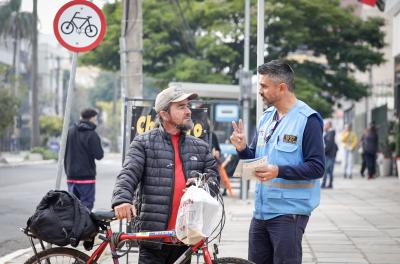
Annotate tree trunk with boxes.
[31,0,40,147]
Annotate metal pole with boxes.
[209,104,214,151]
[241,0,251,200]
[55,52,78,190]
[120,37,127,155]
[244,0,250,71]
[256,0,265,122]
[55,56,61,116]
[366,68,373,127]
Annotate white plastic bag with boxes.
[175,185,220,245]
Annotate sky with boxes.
[21,0,110,35]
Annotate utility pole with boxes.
[31,0,40,147]
[120,0,143,154]
[365,67,373,127]
[120,0,143,99]
[256,0,265,122]
[237,0,252,200]
[111,73,119,152]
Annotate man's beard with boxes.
[262,96,271,107]
[175,119,194,131]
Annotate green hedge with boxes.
[31,147,58,160]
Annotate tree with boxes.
[81,0,385,117]
[39,115,63,142]
[80,2,122,71]
[88,71,120,106]
[0,0,33,91]
[0,89,19,154]
[96,100,121,152]
[264,0,385,117]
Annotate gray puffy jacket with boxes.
[111,126,219,233]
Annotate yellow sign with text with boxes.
[130,107,208,142]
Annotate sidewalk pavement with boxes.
[4,169,400,264]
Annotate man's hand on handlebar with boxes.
[114,203,137,222]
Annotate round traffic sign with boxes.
[53,0,106,52]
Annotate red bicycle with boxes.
[22,172,253,264]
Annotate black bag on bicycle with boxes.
[26,190,98,247]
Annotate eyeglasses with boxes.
[264,119,280,144]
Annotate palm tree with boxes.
[0,0,33,94]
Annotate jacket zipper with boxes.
[166,137,176,230]
[166,134,188,230]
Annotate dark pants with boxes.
[67,183,95,210]
[322,156,335,188]
[360,153,366,177]
[364,153,377,178]
[248,215,309,264]
[138,244,190,264]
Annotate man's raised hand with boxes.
[230,119,246,151]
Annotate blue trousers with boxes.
[322,156,335,188]
[67,183,95,210]
[248,215,309,264]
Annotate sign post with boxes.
[53,0,106,190]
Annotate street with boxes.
[0,155,122,257]
[2,156,400,263]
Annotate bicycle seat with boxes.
[91,210,116,223]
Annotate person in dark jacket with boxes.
[111,86,219,264]
[64,108,104,210]
[362,122,378,179]
[321,120,338,188]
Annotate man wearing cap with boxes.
[111,86,219,264]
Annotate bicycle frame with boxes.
[87,225,213,264]
[68,12,92,30]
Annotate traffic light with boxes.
[376,0,385,12]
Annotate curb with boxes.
[0,159,56,168]
[0,246,32,264]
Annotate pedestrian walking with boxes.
[359,128,368,178]
[321,120,338,189]
[64,108,104,211]
[230,60,325,264]
[341,123,358,179]
[111,86,219,264]
[362,122,379,179]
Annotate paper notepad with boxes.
[233,157,268,180]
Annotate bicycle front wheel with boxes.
[24,247,91,264]
[213,257,255,264]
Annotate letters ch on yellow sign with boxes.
[136,115,155,134]
[135,115,204,138]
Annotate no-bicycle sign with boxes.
[53,0,106,52]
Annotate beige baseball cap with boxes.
[154,86,198,113]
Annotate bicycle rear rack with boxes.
[20,227,49,263]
